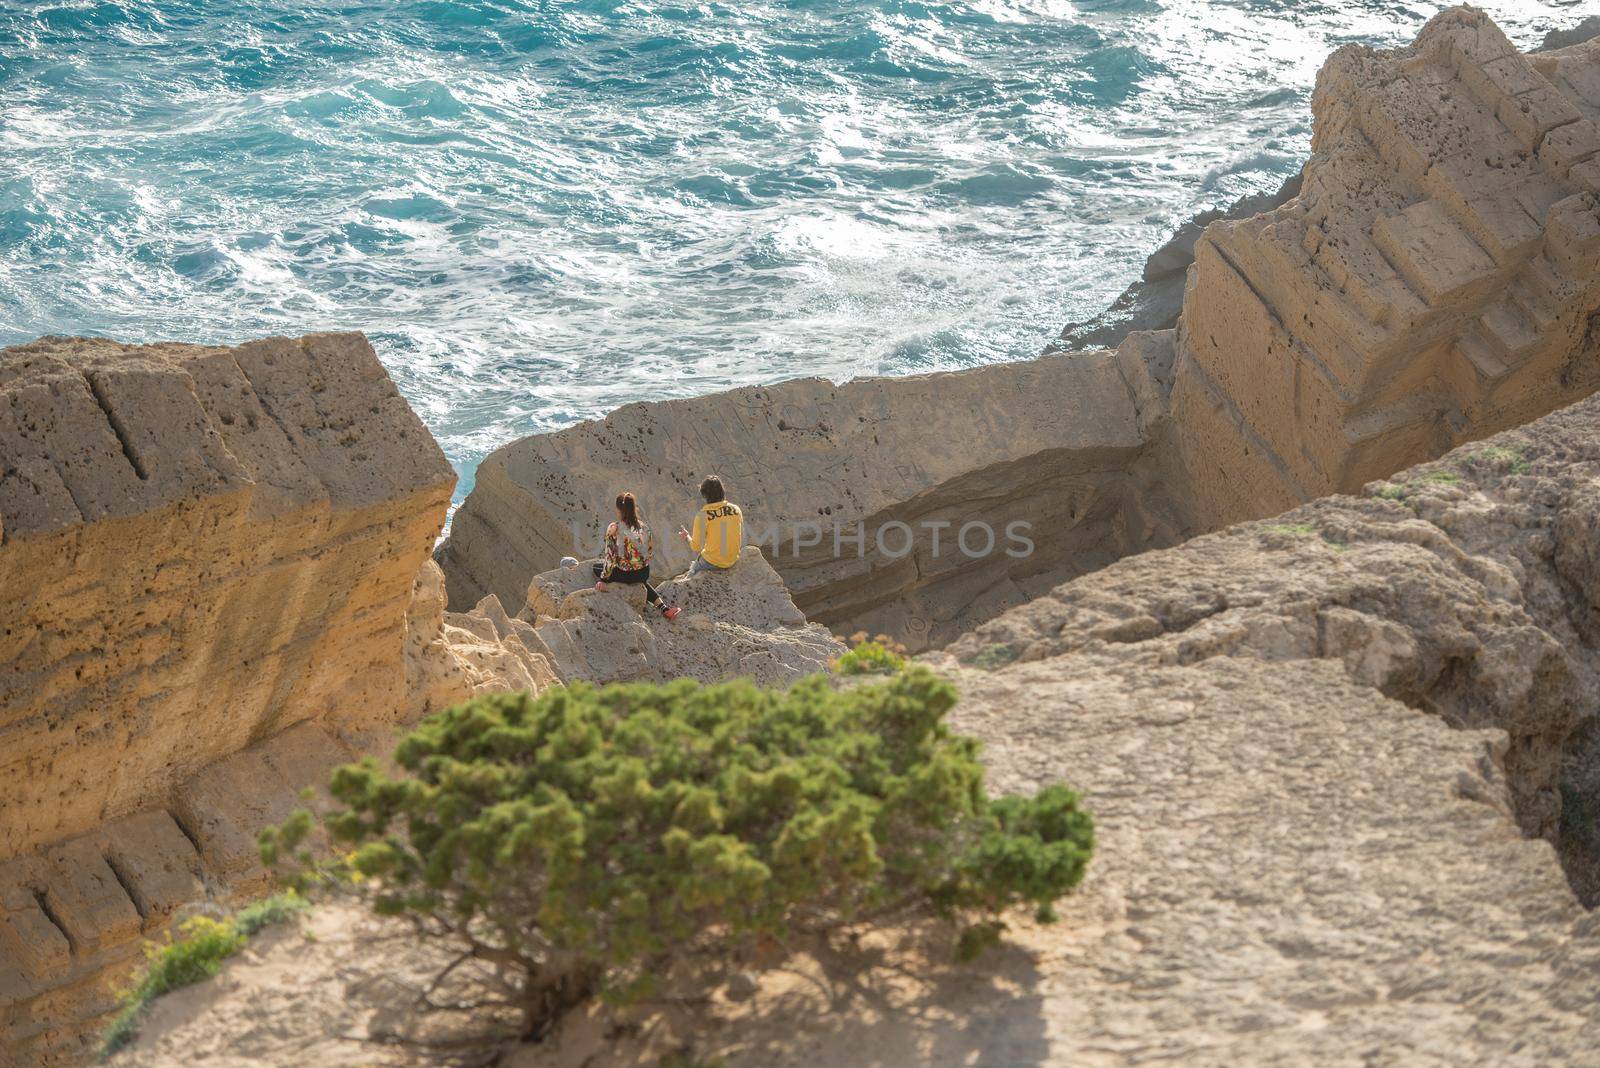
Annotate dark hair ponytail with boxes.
[616,492,642,530]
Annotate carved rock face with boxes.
[1171,9,1600,529]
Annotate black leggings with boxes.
[594,562,662,606]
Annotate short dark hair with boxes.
[699,475,725,503]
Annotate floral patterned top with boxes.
[602,520,654,577]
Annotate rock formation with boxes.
[435,9,1600,652]
[0,333,455,857]
[1542,15,1600,53]
[405,559,561,720]
[413,547,841,696]
[947,389,1600,903]
[439,343,1185,650]
[0,335,838,1065]
[518,547,843,686]
[0,331,451,1062]
[1055,11,1598,359]
[1169,11,1600,529]
[103,368,1600,1068]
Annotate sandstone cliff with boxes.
[0,332,454,1062]
[105,376,1600,1068]
[1056,11,1599,357]
[0,333,455,856]
[435,9,1600,653]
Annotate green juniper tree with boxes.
[263,667,1093,1040]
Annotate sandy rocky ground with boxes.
[110,392,1600,1067]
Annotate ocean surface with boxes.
[0,0,1579,497]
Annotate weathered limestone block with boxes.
[0,717,382,1064]
[0,879,70,986]
[0,808,205,1062]
[403,558,477,719]
[37,842,142,957]
[438,350,1185,651]
[516,547,843,686]
[1169,7,1600,528]
[404,559,563,714]
[98,813,204,933]
[167,722,355,889]
[0,333,455,858]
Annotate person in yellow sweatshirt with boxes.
[678,474,744,575]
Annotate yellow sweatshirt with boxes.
[689,501,743,568]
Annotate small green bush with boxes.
[832,640,906,676]
[1465,445,1530,475]
[100,894,309,1058]
[267,670,1093,1039]
[235,892,312,936]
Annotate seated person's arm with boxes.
[689,512,705,553]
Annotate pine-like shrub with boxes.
[263,668,1093,1039]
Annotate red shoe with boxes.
[663,606,681,621]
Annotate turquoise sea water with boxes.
[0,0,1577,497]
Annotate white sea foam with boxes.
[0,0,1573,497]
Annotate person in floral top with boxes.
[593,492,679,620]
